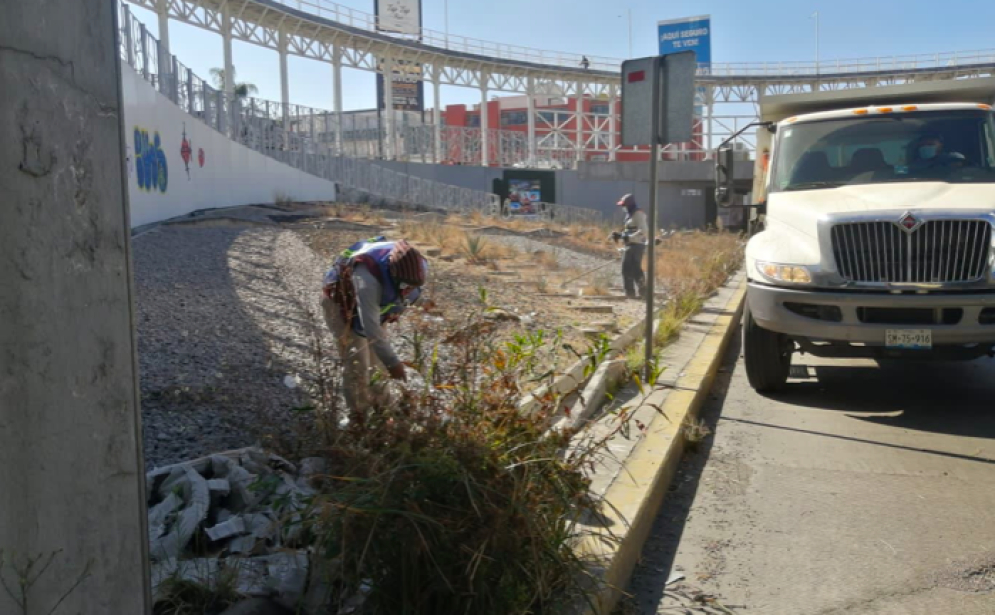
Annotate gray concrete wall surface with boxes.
[0,1,151,613]
[374,160,731,228]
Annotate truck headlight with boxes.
[756,261,813,284]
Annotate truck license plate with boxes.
[886,329,932,350]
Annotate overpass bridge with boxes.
[126,0,995,167]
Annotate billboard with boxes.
[377,59,424,112]
[508,178,542,215]
[374,0,421,35]
[657,15,711,65]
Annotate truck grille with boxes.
[831,219,991,284]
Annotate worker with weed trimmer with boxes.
[610,193,650,300]
[321,236,429,412]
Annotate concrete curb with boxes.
[518,304,668,419]
[578,277,748,614]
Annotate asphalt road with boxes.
[622,331,995,615]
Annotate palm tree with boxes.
[209,66,259,100]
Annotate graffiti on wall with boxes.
[180,123,192,180]
[134,127,168,193]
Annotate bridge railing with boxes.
[266,0,995,77]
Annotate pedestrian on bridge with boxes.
[610,193,649,299]
[321,237,429,412]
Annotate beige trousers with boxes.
[320,293,390,413]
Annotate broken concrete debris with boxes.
[147,447,324,612]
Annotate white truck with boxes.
[715,79,995,392]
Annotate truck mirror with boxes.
[715,146,736,207]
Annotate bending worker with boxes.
[611,193,650,300]
[321,236,428,412]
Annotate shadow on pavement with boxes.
[768,357,995,441]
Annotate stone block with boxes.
[205,516,247,542]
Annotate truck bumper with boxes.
[748,282,995,346]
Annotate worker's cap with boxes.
[616,193,636,208]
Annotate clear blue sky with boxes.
[129,0,995,113]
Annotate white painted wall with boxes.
[120,65,337,228]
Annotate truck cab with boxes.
[717,80,995,392]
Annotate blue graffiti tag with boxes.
[134,127,168,193]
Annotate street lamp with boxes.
[618,9,633,58]
[811,11,820,73]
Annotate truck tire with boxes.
[743,301,792,393]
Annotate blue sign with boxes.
[658,15,711,65]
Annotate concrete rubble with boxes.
[147,447,334,612]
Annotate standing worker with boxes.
[321,236,429,412]
[610,193,650,299]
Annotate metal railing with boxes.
[268,0,995,78]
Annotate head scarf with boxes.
[388,240,427,287]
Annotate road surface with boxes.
[622,332,995,615]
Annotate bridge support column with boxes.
[333,45,344,155]
[526,76,536,166]
[480,74,489,166]
[705,87,714,159]
[433,63,442,163]
[279,28,290,150]
[222,4,235,136]
[575,80,584,165]
[0,1,151,612]
[156,0,172,101]
[608,85,617,162]
[156,0,170,53]
[383,55,395,160]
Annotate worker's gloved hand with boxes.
[610,231,622,242]
[388,363,407,381]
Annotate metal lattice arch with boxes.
[128,0,995,167]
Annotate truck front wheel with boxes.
[743,301,792,393]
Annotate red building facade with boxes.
[440,94,705,166]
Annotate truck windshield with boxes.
[771,110,995,192]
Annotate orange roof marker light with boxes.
[877,107,894,113]
[786,116,798,123]
[979,104,993,110]
[902,105,918,111]
[853,109,869,115]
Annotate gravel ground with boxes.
[134,225,328,469]
[484,235,625,286]
[135,221,651,468]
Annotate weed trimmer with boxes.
[558,248,624,289]
[557,231,668,289]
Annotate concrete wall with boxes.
[0,1,150,612]
[372,159,505,191]
[121,65,338,227]
[374,159,753,229]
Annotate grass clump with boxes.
[154,567,240,615]
[272,307,610,615]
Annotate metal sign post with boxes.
[645,142,660,381]
[621,51,697,383]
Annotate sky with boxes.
[128,0,995,114]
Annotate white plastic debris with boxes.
[283,374,300,389]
